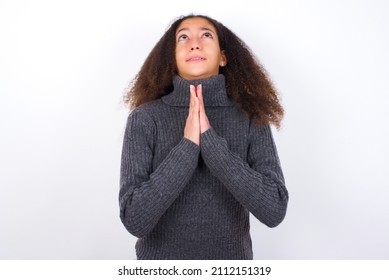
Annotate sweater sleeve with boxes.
[119,109,200,238]
[200,123,289,228]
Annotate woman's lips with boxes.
[186,56,206,62]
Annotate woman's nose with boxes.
[190,39,201,50]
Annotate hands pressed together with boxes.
[184,84,211,145]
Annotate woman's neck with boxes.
[162,74,234,107]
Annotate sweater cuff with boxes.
[174,137,201,162]
[180,137,201,150]
[200,127,226,150]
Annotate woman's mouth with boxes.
[186,56,206,62]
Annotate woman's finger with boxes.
[196,84,211,133]
[197,84,204,112]
[184,85,200,145]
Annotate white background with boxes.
[1,0,388,259]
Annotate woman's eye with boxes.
[202,32,213,38]
[177,34,188,41]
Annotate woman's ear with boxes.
[220,50,227,67]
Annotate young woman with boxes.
[119,14,289,260]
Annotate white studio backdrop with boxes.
[0,0,388,259]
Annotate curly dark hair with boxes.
[124,14,284,128]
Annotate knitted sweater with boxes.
[119,74,289,260]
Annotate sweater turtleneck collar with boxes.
[162,74,234,107]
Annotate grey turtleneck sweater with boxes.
[119,74,288,260]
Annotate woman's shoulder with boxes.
[132,98,164,114]
[128,98,166,121]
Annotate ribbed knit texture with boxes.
[119,74,289,260]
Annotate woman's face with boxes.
[175,17,227,80]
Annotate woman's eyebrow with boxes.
[176,27,215,35]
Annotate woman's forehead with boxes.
[176,17,216,34]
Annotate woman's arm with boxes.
[119,109,200,238]
[200,123,288,227]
